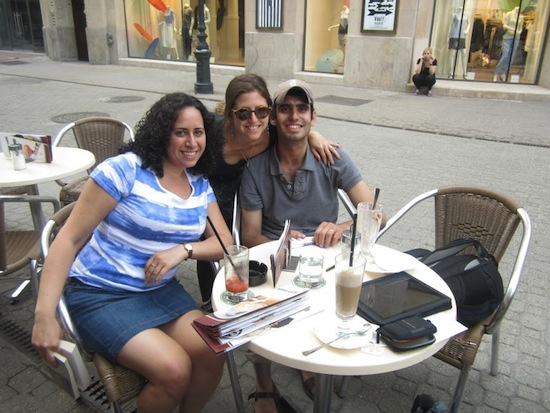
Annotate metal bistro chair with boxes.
[0,187,60,303]
[53,117,134,206]
[361,186,531,413]
[41,203,245,413]
[41,203,145,409]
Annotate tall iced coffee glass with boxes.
[334,252,367,330]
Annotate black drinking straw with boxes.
[372,187,380,210]
[349,213,358,266]
[206,216,237,272]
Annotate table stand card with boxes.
[1,132,53,163]
[270,219,292,288]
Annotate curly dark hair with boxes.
[120,92,220,177]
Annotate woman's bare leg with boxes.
[161,309,226,413]
[117,328,192,413]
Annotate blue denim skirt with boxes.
[64,277,199,363]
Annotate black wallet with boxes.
[376,316,437,352]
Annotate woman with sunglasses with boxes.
[197,74,339,307]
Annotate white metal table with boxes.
[212,242,466,413]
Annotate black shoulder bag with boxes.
[412,238,504,328]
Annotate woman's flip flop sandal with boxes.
[248,386,297,413]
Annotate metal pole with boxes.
[194,0,214,94]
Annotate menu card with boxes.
[1,132,53,163]
[270,219,292,288]
[193,288,313,354]
[49,340,91,399]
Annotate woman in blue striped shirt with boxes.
[32,93,232,413]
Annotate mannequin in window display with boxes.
[159,7,178,60]
[448,6,470,79]
[328,3,349,49]
[469,14,485,55]
[182,3,194,61]
[493,6,524,82]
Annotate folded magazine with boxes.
[193,289,316,354]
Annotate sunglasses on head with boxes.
[232,106,271,121]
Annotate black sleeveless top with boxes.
[208,117,276,228]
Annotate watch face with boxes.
[185,244,193,257]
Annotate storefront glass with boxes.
[0,0,44,52]
[431,0,547,84]
[304,0,349,74]
[123,0,244,66]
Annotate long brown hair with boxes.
[224,74,272,122]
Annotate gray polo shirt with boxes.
[240,145,362,239]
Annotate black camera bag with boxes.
[410,238,504,328]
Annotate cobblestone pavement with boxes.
[0,51,548,413]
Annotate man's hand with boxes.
[313,222,341,248]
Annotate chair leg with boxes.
[337,375,350,398]
[490,328,500,376]
[449,365,471,413]
[226,351,245,413]
[110,401,123,413]
[10,258,41,305]
[10,279,31,304]
[29,258,41,304]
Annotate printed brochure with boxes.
[193,288,317,354]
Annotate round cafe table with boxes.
[0,147,95,188]
[1,147,95,227]
[212,242,466,413]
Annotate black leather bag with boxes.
[412,238,504,328]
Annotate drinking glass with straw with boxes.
[357,189,383,264]
[207,217,250,304]
[334,213,366,330]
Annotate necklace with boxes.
[239,149,249,163]
[234,129,269,163]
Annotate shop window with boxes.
[0,0,44,52]
[430,0,547,84]
[124,0,244,66]
[304,0,349,74]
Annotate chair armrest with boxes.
[0,194,61,212]
[376,189,437,240]
[338,188,356,217]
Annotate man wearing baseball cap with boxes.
[239,79,384,409]
[240,78,382,247]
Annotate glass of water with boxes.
[294,250,325,289]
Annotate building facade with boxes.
[6,0,548,91]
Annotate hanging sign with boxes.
[362,0,398,32]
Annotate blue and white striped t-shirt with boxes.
[69,152,215,292]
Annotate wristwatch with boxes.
[183,243,193,260]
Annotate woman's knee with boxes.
[153,356,193,397]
